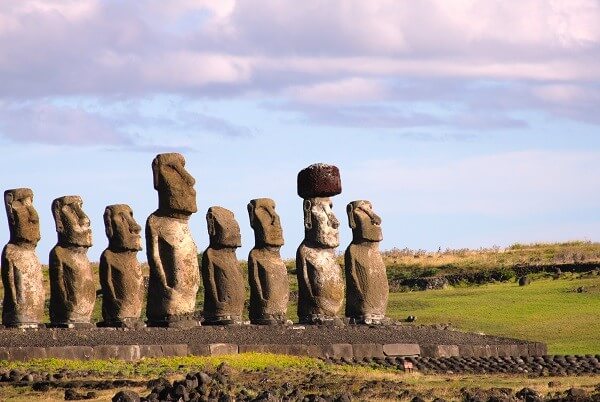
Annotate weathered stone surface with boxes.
[202,206,244,325]
[9,346,47,361]
[99,205,144,328]
[307,343,353,359]
[49,195,95,326]
[421,344,460,358]
[46,346,93,360]
[297,197,344,324]
[297,163,342,198]
[93,345,141,361]
[1,188,45,328]
[383,344,421,356]
[353,343,384,359]
[146,153,200,327]
[344,200,389,324]
[247,198,289,325]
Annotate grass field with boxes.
[387,273,600,354]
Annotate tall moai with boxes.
[247,198,289,325]
[1,188,45,328]
[146,153,200,327]
[202,206,244,325]
[49,195,95,328]
[345,200,389,324]
[296,163,344,325]
[99,204,144,328]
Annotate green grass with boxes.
[387,274,600,354]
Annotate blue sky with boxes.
[1,0,600,262]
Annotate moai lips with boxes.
[202,206,245,325]
[247,198,289,325]
[49,195,95,328]
[345,200,389,325]
[99,204,144,328]
[296,163,344,325]
[1,188,45,328]
[146,153,200,327]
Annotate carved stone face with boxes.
[153,153,197,217]
[248,198,284,248]
[207,206,242,248]
[104,204,142,252]
[4,188,40,246]
[52,195,93,248]
[347,200,383,242]
[304,197,339,248]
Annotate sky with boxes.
[1,0,600,262]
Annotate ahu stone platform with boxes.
[0,325,546,361]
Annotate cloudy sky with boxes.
[1,0,600,262]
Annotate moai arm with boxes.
[344,247,363,298]
[202,251,223,304]
[249,254,265,302]
[296,248,314,299]
[146,221,172,296]
[1,252,18,305]
[99,254,119,309]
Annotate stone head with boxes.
[52,195,92,248]
[303,197,339,248]
[152,153,197,217]
[4,188,40,246]
[248,198,284,248]
[207,206,241,248]
[347,200,383,243]
[104,204,142,252]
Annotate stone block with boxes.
[458,345,474,357]
[9,347,47,361]
[509,344,520,356]
[421,345,459,358]
[46,346,93,360]
[486,344,498,357]
[353,344,384,360]
[209,343,238,356]
[497,344,511,357]
[161,344,188,357]
[139,345,164,358]
[239,344,308,356]
[517,344,529,357]
[535,343,547,356]
[527,343,537,356]
[472,345,487,358]
[0,348,9,360]
[307,344,353,359]
[383,344,421,357]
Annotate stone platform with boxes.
[0,324,546,361]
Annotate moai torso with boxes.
[344,200,389,324]
[49,245,95,324]
[247,198,289,324]
[146,213,200,320]
[202,206,244,325]
[145,153,200,326]
[1,188,45,327]
[99,203,144,327]
[49,195,95,327]
[296,242,344,320]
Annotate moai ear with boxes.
[247,202,255,229]
[52,200,64,234]
[103,207,114,239]
[4,192,15,225]
[152,157,160,190]
[347,203,356,229]
[303,199,312,230]
[207,211,216,236]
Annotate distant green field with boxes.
[387,274,600,354]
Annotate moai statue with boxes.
[49,196,95,328]
[98,204,144,328]
[146,153,200,327]
[296,163,344,325]
[202,206,244,325]
[247,198,289,325]
[1,188,45,328]
[345,200,389,324]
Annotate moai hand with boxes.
[247,198,289,325]
[296,164,344,325]
[99,204,144,328]
[49,196,95,328]
[202,206,245,325]
[1,188,45,328]
[146,153,200,327]
[345,200,389,325]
